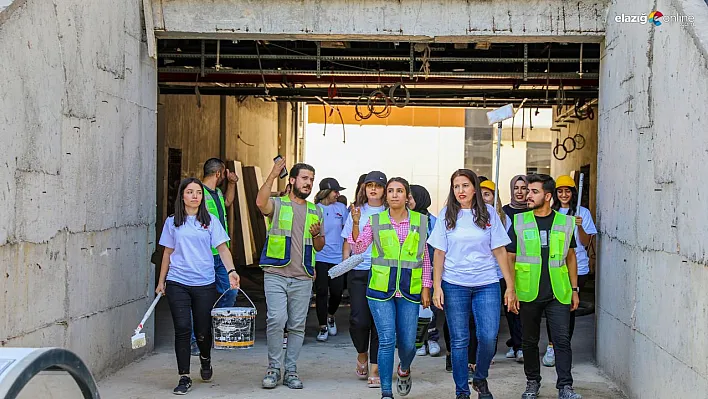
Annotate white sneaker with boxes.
[543,345,555,367]
[516,349,524,363]
[327,316,338,336]
[316,327,329,342]
[506,348,516,358]
[415,345,427,356]
[427,340,441,357]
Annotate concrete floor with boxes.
[93,281,626,399]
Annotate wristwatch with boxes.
[228,269,238,275]
[571,287,580,293]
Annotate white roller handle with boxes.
[576,173,584,215]
[135,293,162,335]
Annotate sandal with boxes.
[367,375,380,388]
[356,359,368,379]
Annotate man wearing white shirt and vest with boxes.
[506,174,582,399]
[256,158,325,390]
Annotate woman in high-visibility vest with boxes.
[349,177,432,399]
[429,169,518,399]
[341,171,387,387]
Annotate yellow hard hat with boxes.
[555,175,576,188]
[480,180,496,191]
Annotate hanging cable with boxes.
[322,103,327,137]
[255,41,269,95]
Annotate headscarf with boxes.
[410,185,432,215]
[509,175,528,210]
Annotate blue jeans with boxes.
[442,280,500,395]
[191,255,238,344]
[368,297,420,397]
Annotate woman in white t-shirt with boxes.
[539,175,598,367]
[340,171,387,388]
[429,169,518,399]
[157,177,240,395]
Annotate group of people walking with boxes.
[156,154,596,399]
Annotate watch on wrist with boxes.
[571,287,580,292]
[228,269,237,275]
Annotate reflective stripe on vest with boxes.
[514,210,574,304]
[367,210,428,303]
[205,188,229,255]
[259,196,321,276]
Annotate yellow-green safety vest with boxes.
[259,196,322,277]
[514,210,574,304]
[205,187,229,255]
[367,210,428,303]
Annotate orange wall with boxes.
[308,105,465,127]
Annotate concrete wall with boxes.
[153,0,608,42]
[0,0,157,379]
[597,0,708,396]
[158,95,288,219]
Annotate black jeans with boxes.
[546,274,588,343]
[520,299,572,389]
[315,261,344,326]
[500,278,523,351]
[166,281,218,375]
[347,269,378,364]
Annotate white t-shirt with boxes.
[495,214,513,280]
[341,203,386,271]
[559,206,597,275]
[159,214,230,286]
[428,204,511,287]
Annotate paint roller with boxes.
[131,293,163,350]
[327,254,365,279]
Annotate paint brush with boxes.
[131,293,163,350]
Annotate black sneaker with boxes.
[522,380,541,399]
[472,379,493,399]
[173,376,192,395]
[445,354,453,372]
[199,356,213,382]
[457,394,471,399]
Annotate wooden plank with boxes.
[227,161,253,266]
[252,166,270,229]
[142,0,157,59]
[243,166,269,260]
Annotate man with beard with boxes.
[256,159,325,390]
[506,174,581,399]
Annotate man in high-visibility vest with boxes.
[506,174,582,399]
[256,158,324,390]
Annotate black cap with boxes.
[319,177,346,191]
[364,171,387,186]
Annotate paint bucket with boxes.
[415,306,433,349]
[211,289,257,350]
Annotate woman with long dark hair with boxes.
[349,177,432,399]
[429,169,518,399]
[340,171,387,388]
[540,175,597,368]
[157,177,240,395]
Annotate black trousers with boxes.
[500,278,523,351]
[166,281,218,375]
[520,298,573,389]
[315,261,345,326]
[347,269,378,364]
[546,274,588,343]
